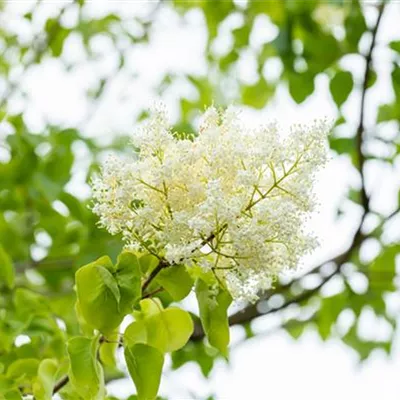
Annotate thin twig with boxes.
[52,375,69,395]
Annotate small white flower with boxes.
[91,105,330,301]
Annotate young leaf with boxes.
[114,251,142,313]
[154,265,193,301]
[139,298,163,318]
[145,308,194,353]
[32,359,58,400]
[0,245,14,289]
[124,343,164,400]
[124,320,147,347]
[195,279,232,356]
[75,258,122,333]
[67,336,105,400]
[125,301,193,354]
[139,254,159,274]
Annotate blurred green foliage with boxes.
[0,0,399,399]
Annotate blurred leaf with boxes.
[288,72,315,104]
[330,71,353,107]
[377,103,400,122]
[345,2,367,51]
[317,292,348,340]
[232,24,251,49]
[7,358,39,383]
[171,340,217,377]
[242,78,273,109]
[0,245,14,289]
[329,137,356,155]
[368,245,400,293]
[389,40,400,53]
[366,69,377,89]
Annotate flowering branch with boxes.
[191,0,387,340]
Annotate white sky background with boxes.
[2,1,400,399]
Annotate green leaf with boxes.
[195,279,232,356]
[99,332,119,367]
[98,265,121,305]
[171,340,217,378]
[75,300,94,337]
[1,389,22,400]
[114,251,142,313]
[126,302,194,353]
[330,71,353,107]
[285,321,306,340]
[232,24,251,48]
[139,298,163,318]
[368,245,400,293]
[124,343,164,400]
[288,72,315,104]
[392,65,400,102]
[0,245,14,289]
[14,288,49,317]
[139,254,159,274]
[67,336,105,400]
[242,78,273,109]
[155,265,193,301]
[345,3,367,51]
[389,40,400,53]
[366,69,377,89]
[7,358,39,383]
[32,359,58,400]
[145,308,194,353]
[75,257,122,333]
[124,320,147,348]
[329,137,355,155]
[317,291,348,340]
[377,103,400,122]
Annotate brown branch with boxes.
[356,0,386,212]
[142,286,164,299]
[141,260,169,293]
[52,375,69,395]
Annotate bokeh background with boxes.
[1,0,400,399]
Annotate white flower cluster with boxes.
[92,104,329,301]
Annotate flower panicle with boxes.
[91,105,330,301]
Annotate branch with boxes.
[141,260,169,293]
[52,375,69,395]
[191,247,355,341]
[356,0,386,212]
